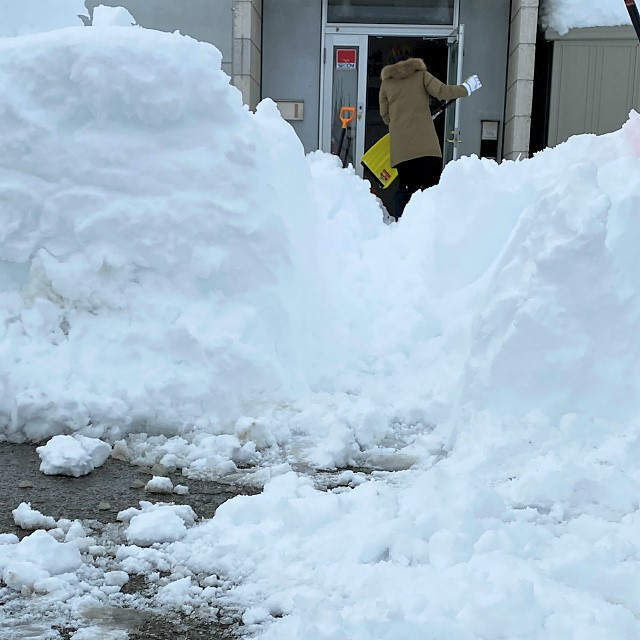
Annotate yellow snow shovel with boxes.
[361,134,397,189]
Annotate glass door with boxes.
[443,24,464,163]
[322,34,368,174]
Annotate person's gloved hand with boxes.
[463,74,482,95]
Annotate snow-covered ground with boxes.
[540,0,632,34]
[2,20,640,640]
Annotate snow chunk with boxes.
[0,530,82,592]
[540,0,631,34]
[104,570,129,587]
[12,502,57,530]
[121,501,197,546]
[91,5,136,27]
[173,484,189,495]
[0,534,19,544]
[156,576,194,606]
[128,510,187,546]
[145,476,173,494]
[37,435,111,477]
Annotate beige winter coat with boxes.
[379,58,468,167]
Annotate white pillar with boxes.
[232,0,262,109]
[504,0,539,160]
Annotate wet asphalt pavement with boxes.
[0,443,255,639]
[0,443,253,538]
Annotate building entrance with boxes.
[321,27,464,198]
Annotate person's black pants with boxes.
[393,156,443,220]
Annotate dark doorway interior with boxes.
[365,36,449,215]
[530,28,554,155]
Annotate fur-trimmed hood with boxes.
[381,57,426,81]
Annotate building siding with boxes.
[547,26,640,147]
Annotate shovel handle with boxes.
[339,106,357,129]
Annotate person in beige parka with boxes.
[379,56,482,219]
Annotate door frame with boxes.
[321,33,369,171]
[320,26,465,175]
[319,1,463,174]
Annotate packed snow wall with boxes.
[1,25,640,470]
[0,27,326,441]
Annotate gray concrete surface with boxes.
[0,443,254,639]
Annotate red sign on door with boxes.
[336,48,357,70]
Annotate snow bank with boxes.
[88,115,640,635]
[122,441,640,638]
[37,434,111,476]
[2,26,640,478]
[540,0,632,34]
[0,26,318,444]
[0,0,86,37]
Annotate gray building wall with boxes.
[86,0,234,76]
[546,26,640,147]
[459,0,511,160]
[261,0,323,152]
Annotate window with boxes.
[327,0,455,25]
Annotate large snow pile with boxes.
[0,27,320,445]
[0,0,87,37]
[2,26,640,477]
[540,0,632,34]
[2,22,640,639]
[100,114,640,638]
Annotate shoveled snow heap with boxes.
[2,26,640,476]
[0,26,320,446]
[1,23,640,640]
[540,0,632,34]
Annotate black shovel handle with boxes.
[625,0,640,41]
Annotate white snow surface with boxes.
[92,5,136,27]
[2,25,640,639]
[12,502,57,530]
[540,0,632,34]
[145,476,174,494]
[2,27,638,476]
[0,529,82,592]
[37,434,111,476]
[119,501,197,546]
